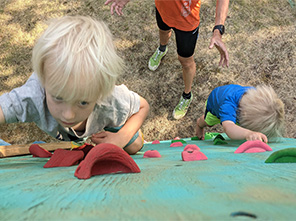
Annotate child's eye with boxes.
[53,96,63,101]
[79,101,89,106]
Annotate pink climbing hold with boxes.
[182,150,208,161]
[173,137,181,140]
[152,140,160,144]
[234,140,272,153]
[143,150,161,158]
[43,149,84,168]
[170,142,183,147]
[184,144,200,152]
[74,143,141,179]
[29,144,53,158]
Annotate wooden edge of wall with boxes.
[0,142,71,158]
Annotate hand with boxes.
[196,117,205,140]
[104,0,130,16]
[245,131,268,143]
[91,131,128,148]
[209,30,229,67]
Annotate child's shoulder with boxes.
[213,84,252,94]
[112,84,138,96]
[100,84,139,105]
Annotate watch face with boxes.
[213,25,225,35]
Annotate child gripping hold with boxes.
[196,84,285,143]
[0,16,149,155]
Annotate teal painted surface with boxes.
[0,137,296,220]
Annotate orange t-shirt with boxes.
[155,0,201,32]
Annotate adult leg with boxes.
[172,27,199,119]
[159,29,171,46]
[148,7,172,71]
[178,55,196,94]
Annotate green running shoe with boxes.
[148,47,168,71]
[173,94,193,120]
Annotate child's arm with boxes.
[0,106,5,124]
[222,120,268,143]
[196,115,208,140]
[91,96,149,148]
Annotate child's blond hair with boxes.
[238,85,285,139]
[32,16,123,102]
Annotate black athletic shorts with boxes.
[155,7,199,58]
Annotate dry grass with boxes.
[0,0,295,144]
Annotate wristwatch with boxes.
[213,25,225,35]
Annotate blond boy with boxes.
[0,16,149,154]
[196,84,285,142]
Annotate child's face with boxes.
[44,86,97,129]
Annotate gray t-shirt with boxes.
[0,73,140,141]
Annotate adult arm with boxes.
[209,0,230,67]
[222,120,268,143]
[91,96,149,148]
[104,0,130,16]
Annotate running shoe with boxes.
[148,47,168,71]
[172,94,193,119]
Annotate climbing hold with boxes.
[265,148,296,163]
[182,150,208,161]
[170,142,183,147]
[184,144,200,151]
[234,140,272,153]
[171,139,187,144]
[74,143,140,179]
[143,150,161,158]
[29,144,53,158]
[43,149,84,168]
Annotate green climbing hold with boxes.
[214,134,225,140]
[213,138,228,145]
[204,132,220,140]
[191,136,199,140]
[213,134,227,145]
[265,148,296,163]
[191,133,222,141]
[171,139,187,144]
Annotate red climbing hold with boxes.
[74,143,141,179]
[183,144,200,151]
[43,149,84,168]
[29,144,53,158]
[234,140,272,153]
[143,150,161,158]
[170,142,183,147]
[182,150,208,161]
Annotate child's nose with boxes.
[62,106,75,121]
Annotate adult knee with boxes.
[178,55,195,69]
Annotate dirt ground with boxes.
[0,0,295,144]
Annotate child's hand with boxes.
[91,131,128,148]
[245,131,268,143]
